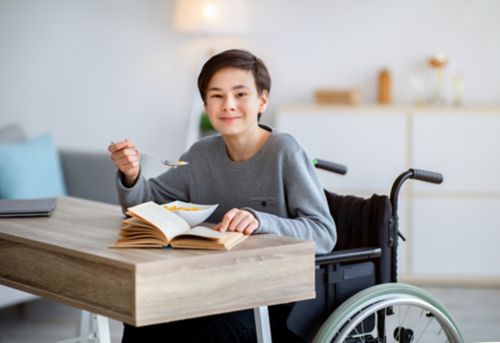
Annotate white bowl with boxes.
[162,200,218,227]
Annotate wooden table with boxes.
[0,197,315,342]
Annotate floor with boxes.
[0,286,499,342]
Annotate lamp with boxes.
[173,0,248,36]
[173,0,249,148]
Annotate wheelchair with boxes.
[286,159,464,343]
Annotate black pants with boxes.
[122,304,304,343]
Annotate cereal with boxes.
[163,205,201,212]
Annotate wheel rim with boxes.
[334,295,462,342]
[312,283,463,343]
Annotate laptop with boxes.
[0,198,57,218]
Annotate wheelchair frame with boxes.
[287,159,463,343]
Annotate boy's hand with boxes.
[108,139,141,187]
[215,209,259,236]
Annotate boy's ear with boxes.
[259,90,269,113]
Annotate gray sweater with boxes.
[116,128,336,254]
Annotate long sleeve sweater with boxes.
[116,127,336,254]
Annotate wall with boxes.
[1,0,499,158]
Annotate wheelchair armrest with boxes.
[315,247,382,265]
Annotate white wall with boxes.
[1,0,499,158]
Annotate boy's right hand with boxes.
[108,139,141,187]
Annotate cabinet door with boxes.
[276,111,407,193]
[412,197,500,277]
[413,112,500,192]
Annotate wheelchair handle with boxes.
[313,159,347,175]
[391,168,444,203]
[389,168,443,282]
[390,168,443,239]
[410,168,443,184]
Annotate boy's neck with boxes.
[223,126,270,162]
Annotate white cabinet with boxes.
[413,198,500,277]
[276,108,407,193]
[276,105,500,284]
[413,112,500,192]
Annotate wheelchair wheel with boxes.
[312,283,463,343]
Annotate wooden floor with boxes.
[0,286,499,342]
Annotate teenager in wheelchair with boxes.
[111,49,462,342]
[286,159,464,343]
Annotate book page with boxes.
[178,226,232,240]
[170,227,248,250]
[127,202,190,240]
[123,217,158,230]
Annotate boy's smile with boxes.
[219,116,242,121]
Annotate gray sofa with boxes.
[59,150,119,205]
[0,149,119,308]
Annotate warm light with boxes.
[174,0,249,150]
[173,0,248,35]
[202,3,218,21]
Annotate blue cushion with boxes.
[0,134,66,199]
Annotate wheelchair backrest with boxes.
[324,190,393,284]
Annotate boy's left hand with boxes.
[215,208,258,236]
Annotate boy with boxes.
[108,49,336,342]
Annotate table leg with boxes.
[56,313,110,343]
[254,306,272,343]
[78,310,91,342]
[92,314,111,343]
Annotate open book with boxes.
[109,201,248,250]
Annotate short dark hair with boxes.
[197,49,271,106]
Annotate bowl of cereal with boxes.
[162,200,218,227]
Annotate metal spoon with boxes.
[140,151,189,168]
[110,142,189,168]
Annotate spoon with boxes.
[110,142,189,168]
[141,151,189,168]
